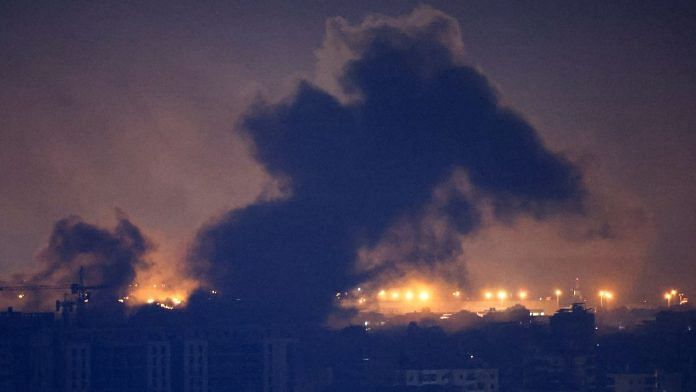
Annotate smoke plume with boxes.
[193,7,584,324]
[3,213,152,309]
[0,211,209,311]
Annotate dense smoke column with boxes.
[23,215,152,308]
[194,9,584,324]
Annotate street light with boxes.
[599,290,613,309]
[497,290,507,307]
[665,292,673,307]
[518,291,528,300]
[554,289,562,308]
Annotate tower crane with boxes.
[0,266,108,313]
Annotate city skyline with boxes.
[2,2,696,318]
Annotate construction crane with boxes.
[0,267,108,313]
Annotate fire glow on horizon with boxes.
[117,281,195,309]
[336,278,639,316]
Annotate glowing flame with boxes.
[123,233,203,307]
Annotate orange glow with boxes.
[339,278,600,317]
[344,279,441,313]
[599,290,614,299]
[124,233,204,308]
[126,283,193,308]
[333,278,691,321]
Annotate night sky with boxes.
[2,1,696,317]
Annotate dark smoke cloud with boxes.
[194,8,584,324]
[16,214,152,308]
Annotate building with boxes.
[184,339,208,392]
[147,341,172,392]
[521,303,598,391]
[0,306,303,392]
[263,338,297,392]
[0,308,56,392]
[550,303,595,350]
[397,368,498,391]
[606,371,682,392]
[64,343,90,392]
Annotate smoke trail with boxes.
[193,7,584,324]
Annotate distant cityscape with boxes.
[2,2,695,392]
[1,281,695,392]
[336,277,689,324]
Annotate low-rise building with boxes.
[398,368,498,391]
[606,371,682,392]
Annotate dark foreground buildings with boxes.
[0,304,298,392]
[1,301,696,391]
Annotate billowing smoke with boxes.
[193,7,584,324]
[4,213,152,309]
[1,211,206,311]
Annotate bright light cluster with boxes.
[598,290,614,299]
[345,283,442,308]
[481,289,529,301]
[373,289,431,302]
[664,289,688,306]
[336,280,689,315]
